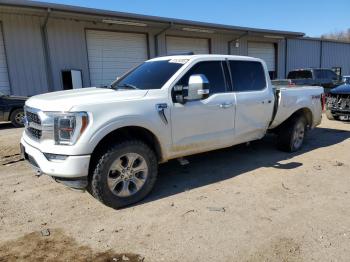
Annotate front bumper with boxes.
[20,137,91,179]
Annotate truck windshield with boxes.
[111,60,185,90]
[287,70,312,79]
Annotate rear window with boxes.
[287,70,312,79]
[229,61,266,92]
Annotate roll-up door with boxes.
[166,36,209,55]
[86,30,148,87]
[248,42,276,78]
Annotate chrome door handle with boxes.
[219,102,233,109]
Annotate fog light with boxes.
[44,153,68,162]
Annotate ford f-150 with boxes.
[21,55,323,209]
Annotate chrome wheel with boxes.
[15,111,24,125]
[292,121,305,149]
[107,153,148,197]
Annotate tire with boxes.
[90,140,158,209]
[277,115,307,152]
[10,108,25,128]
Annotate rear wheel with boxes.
[90,140,158,209]
[10,108,25,128]
[277,115,307,152]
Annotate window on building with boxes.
[176,61,227,95]
[229,61,266,92]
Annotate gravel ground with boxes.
[0,116,349,262]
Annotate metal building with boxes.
[0,0,349,96]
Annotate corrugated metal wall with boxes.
[0,11,48,96]
[322,41,350,75]
[1,6,350,95]
[286,38,321,75]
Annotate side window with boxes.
[176,61,226,95]
[229,61,266,92]
[326,70,338,80]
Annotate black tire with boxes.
[277,115,307,152]
[90,140,158,209]
[10,108,25,128]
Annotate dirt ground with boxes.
[0,116,349,262]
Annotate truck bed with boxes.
[269,86,324,129]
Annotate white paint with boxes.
[23,55,323,179]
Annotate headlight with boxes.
[41,112,89,145]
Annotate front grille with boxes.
[24,108,42,140]
[327,94,350,111]
[27,127,42,140]
[26,111,41,125]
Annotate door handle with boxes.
[219,102,233,109]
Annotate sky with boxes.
[35,0,350,37]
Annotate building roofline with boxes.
[299,36,350,45]
[0,0,305,37]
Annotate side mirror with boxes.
[174,74,210,104]
[186,74,210,101]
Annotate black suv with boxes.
[0,92,27,127]
[287,69,342,93]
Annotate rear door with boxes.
[170,60,236,156]
[229,60,274,143]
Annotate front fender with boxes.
[87,115,170,160]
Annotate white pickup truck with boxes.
[21,55,323,209]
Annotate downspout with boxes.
[319,40,323,68]
[41,8,54,92]
[284,37,288,78]
[228,31,248,55]
[154,22,173,57]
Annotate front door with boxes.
[170,60,236,157]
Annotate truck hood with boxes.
[330,84,350,95]
[25,87,148,111]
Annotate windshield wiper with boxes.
[116,83,138,90]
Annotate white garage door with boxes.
[0,27,10,95]
[86,30,148,87]
[166,36,209,55]
[248,42,275,72]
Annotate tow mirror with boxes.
[187,74,210,101]
[174,74,210,104]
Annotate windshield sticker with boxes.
[169,59,189,64]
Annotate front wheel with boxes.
[277,115,307,152]
[90,140,158,209]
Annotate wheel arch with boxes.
[88,126,163,178]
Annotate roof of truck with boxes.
[148,54,262,62]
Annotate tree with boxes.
[321,29,350,41]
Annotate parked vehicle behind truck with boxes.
[287,68,342,93]
[0,92,27,127]
[20,55,323,209]
[325,83,350,120]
